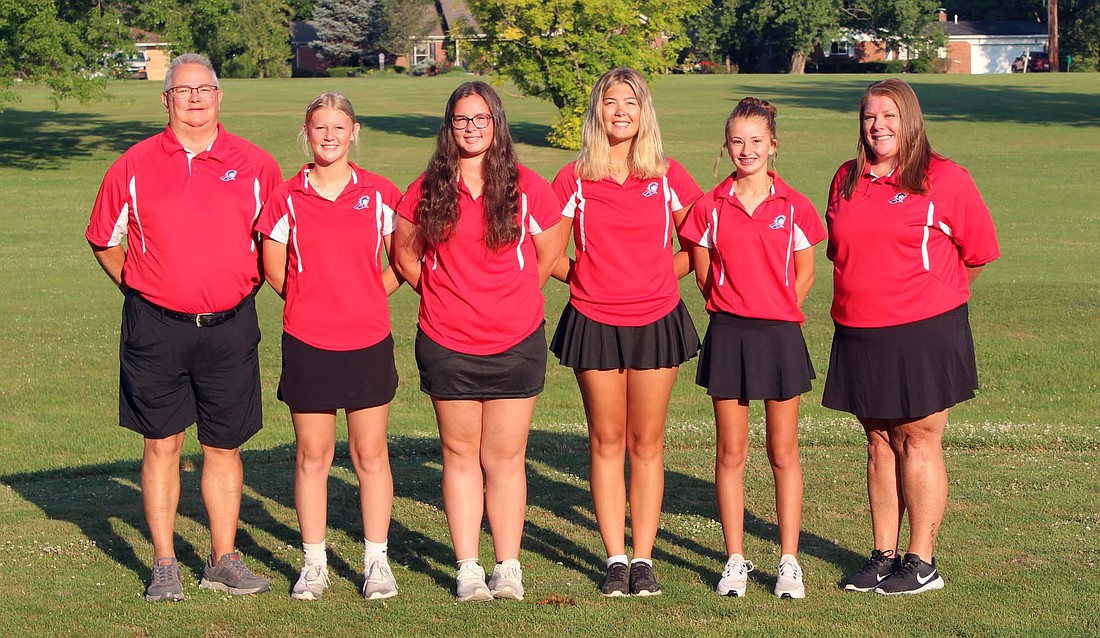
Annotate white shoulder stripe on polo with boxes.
[662,176,671,248]
[939,221,953,237]
[709,207,725,286]
[268,213,291,244]
[374,195,393,263]
[251,178,263,253]
[109,203,130,249]
[575,178,587,252]
[127,175,146,253]
[792,223,811,251]
[784,204,795,286]
[287,194,304,273]
[516,193,529,270]
[921,202,934,271]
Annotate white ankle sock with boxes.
[302,540,326,566]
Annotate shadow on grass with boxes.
[729,79,1100,127]
[2,430,862,594]
[0,109,155,170]
[359,114,554,148]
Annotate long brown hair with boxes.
[415,81,520,251]
[840,79,942,199]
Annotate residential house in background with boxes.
[938,11,1048,74]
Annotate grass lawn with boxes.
[0,72,1097,637]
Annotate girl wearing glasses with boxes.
[549,68,703,597]
[680,97,825,599]
[393,81,562,602]
[255,93,402,601]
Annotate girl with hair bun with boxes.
[680,97,825,599]
[256,92,403,601]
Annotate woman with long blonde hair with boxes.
[550,67,703,597]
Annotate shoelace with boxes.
[499,562,522,581]
[151,560,179,584]
[890,555,922,579]
[222,556,258,579]
[778,560,801,579]
[457,563,485,584]
[722,558,755,578]
[302,563,330,586]
[607,563,629,580]
[366,560,393,584]
[860,551,895,574]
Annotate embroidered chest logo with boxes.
[219,169,238,182]
[769,214,787,230]
[888,192,907,205]
[642,182,659,197]
[353,195,371,210]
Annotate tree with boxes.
[221,0,292,78]
[840,0,946,69]
[376,0,436,64]
[1060,0,1100,71]
[467,0,707,149]
[0,0,131,109]
[687,0,839,74]
[311,0,385,67]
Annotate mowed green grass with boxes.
[0,74,1097,637]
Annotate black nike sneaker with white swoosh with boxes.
[842,549,900,592]
[874,553,944,595]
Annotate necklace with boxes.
[309,169,351,201]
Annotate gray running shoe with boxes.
[629,562,661,597]
[716,553,755,597]
[198,551,271,595]
[600,561,630,597]
[362,557,399,600]
[145,556,185,602]
[455,561,492,602]
[488,558,524,601]
[291,562,330,601]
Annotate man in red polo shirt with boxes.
[86,53,282,602]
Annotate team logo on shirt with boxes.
[769,214,787,230]
[889,192,907,204]
[354,195,371,210]
[642,182,659,197]
[219,169,238,182]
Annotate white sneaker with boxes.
[455,561,493,602]
[716,553,754,597]
[291,562,330,601]
[774,554,806,599]
[362,556,399,600]
[488,558,524,601]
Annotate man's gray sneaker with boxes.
[145,556,185,602]
[362,557,399,600]
[198,551,271,595]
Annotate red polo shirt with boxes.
[255,164,402,351]
[681,173,825,322]
[397,164,561,355]
[552,159,703,326]
[86,124,282,314]
[826,157,1000,328]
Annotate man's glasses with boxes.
[164,84,220,100]
[451,114,492,129]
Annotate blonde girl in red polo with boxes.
[550,67,703,597]
[680,97,826,599]
[256,93,403,601]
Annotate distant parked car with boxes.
[1012,51,1049,73]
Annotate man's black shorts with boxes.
[118,292,263,449]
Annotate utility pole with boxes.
[1049,0,1059,72]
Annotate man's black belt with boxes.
[134,292,249,328]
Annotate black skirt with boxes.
[822,304,979,419]
[415,323,547,400]
[550,301,700,370]
[278,332,398,412]
[696,313,815,401]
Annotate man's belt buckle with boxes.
[195,313,216,328]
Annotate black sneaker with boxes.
[842,549,900,592]
[600,562,630,597]
[198,551,271,595]
[145,556,185,602]
[873,553,944,595]
[629,562,661,597]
